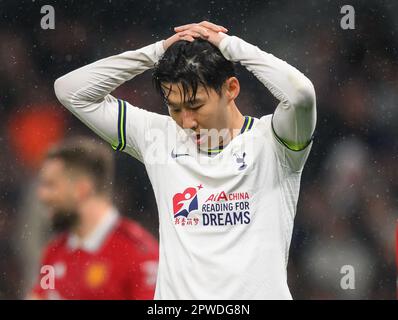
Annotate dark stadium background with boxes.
[0,0,397,299]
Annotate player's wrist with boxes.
[212,32,228,47]
[163,33,180,51]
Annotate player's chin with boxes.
[51,209,79,233]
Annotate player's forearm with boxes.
[219,35,316,148]
[219,35,315,108]
[54,40,165,109]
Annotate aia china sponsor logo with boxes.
[202,191,251,226]
[205,191,249,202]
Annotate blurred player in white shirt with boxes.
[53,21,316,299]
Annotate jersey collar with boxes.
[206,116,254,156]
[66,207,119,253]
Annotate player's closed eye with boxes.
[190,104,204,110]
[168,104,203,112]
[169,106,181,112]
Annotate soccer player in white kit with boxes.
[54,21,316,299]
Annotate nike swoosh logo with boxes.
[171,150,190,158]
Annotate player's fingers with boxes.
[186,25,210,37]
[179,35,195,42]
[198,21,228,33]
[174,23,196,32]
[176,25,209,38]
[174,22,228,33]
[178,30,208,39]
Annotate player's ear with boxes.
[223,77,240,101]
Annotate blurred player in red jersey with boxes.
[28,137,159,299]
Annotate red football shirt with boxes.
[32,211,159,300]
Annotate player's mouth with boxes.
[191,132,207,146]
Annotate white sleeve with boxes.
[54,40,168,161]
[218,35,316,170]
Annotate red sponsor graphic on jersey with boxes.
[173,187,197,217]
[172,185,203,225]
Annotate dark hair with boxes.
[45,137,114,197]
[152,39,236,103]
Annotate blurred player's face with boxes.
[165,78,240,149]
[37,159,80,232]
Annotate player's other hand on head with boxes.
[163,33,183,51]
[175,21,228,47]
[163,21,228,50]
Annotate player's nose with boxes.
[181,109,197,130]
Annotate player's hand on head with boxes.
[174,21,229,47]
[163,24,205,50]
[176,24,210,43]
[163,32,184,50]
[163,21,228,50]
[174,21,228,34]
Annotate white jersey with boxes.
[54,34,316,299]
